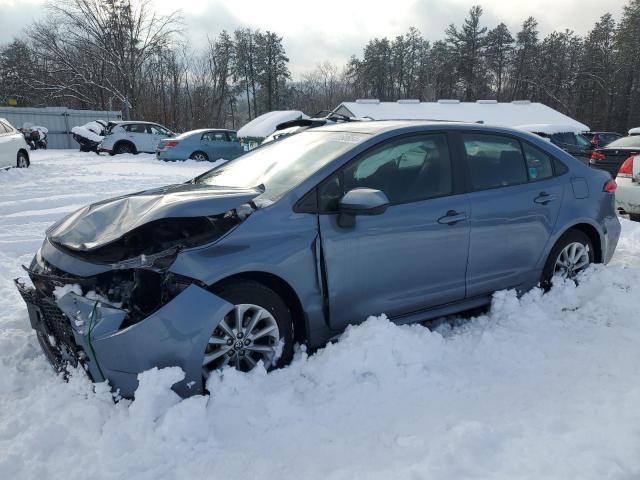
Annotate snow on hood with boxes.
[237,111,308,139]
[71,126,104,143]
[48,183,262,251]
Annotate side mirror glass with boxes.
[338,188,390,227]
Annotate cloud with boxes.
[0,1,45,43]
[1,0,630,78]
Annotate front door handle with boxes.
[438,210,468,225]
[534,192,557,205]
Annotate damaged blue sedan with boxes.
[16,121,620,398]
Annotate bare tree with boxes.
[27,0,183,116]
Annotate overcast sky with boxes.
[0,0,628,78]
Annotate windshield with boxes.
[195,131,369,201]
[606,136,640,148]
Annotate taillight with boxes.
[163,140,179,148]
[617,156,635,178]
[591,151,606,161]
[603,179,617,193]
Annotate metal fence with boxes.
[0,107,122,149]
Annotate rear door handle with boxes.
[438,210,468,225]
[534,192,557,205]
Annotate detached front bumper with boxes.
[16,279,232,398]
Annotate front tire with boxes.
[203,281,294,377]
[541,230,594,290]
[16,151,29,168]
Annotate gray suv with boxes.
[16,121,621,398]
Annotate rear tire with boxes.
[189,151,209,162]
[16,151,29,168]
[540,230,594,290]
[114,142,135,155]
[203,280,294,377]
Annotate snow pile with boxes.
[237,110,308,139]
[514,124,586,135]
[1,150,640,479]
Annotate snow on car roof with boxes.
[335,99,589,131]
[237,110,308,139]
[514,124,586,135]
[629,127,640,135]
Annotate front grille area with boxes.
[15,279,85,375]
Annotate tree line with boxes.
[1,0,639,133]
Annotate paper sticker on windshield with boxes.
[331,133,367,144]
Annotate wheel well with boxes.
[210,272,308,344]
[114,140,136,153]
[566,223,602,263]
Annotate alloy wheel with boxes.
[554,241,590,279]
[17,154,28,168]
[191,152,208,161]
[202,303,280,377]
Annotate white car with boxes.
[0,118,30,169]
[616,154,640,221]
[98,121,174,155]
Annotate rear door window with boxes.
[124,124,146,134]
[203,131,227,142]
[149,125,171,135]
[462,134,528,190]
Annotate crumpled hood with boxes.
[48,183,262,252]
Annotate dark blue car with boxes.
[17,121,620,397]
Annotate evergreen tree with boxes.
[485,23,514,100]
[445,5,488,100]
[510,17,539,100]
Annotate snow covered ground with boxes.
[1,150,640,479]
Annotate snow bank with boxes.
[237,110,308,139]
[1,150,640,479]
[514,123,586,135]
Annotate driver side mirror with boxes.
[338,188,390,228]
